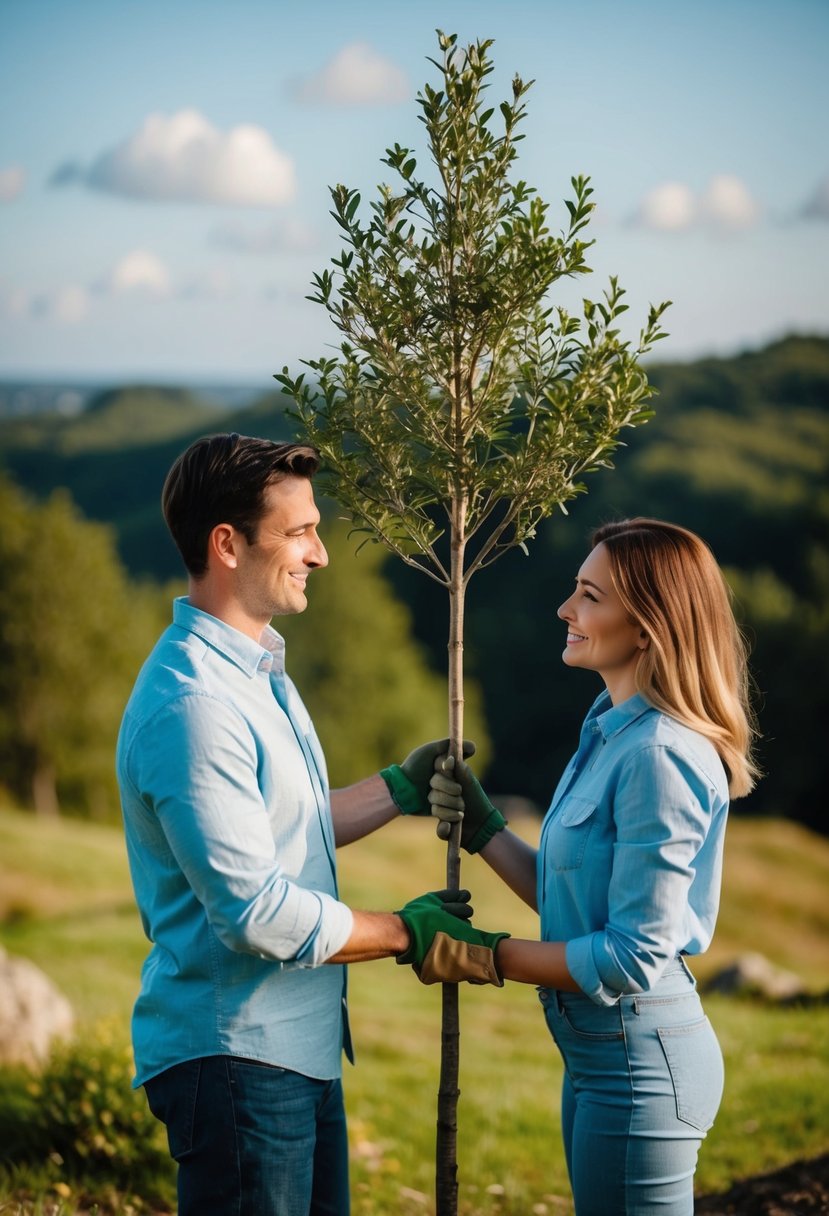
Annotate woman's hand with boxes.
[428,755,507,853]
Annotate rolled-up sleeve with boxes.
[566,745,713,1005]
[125,693,354,967]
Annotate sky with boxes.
[1,0,827,385]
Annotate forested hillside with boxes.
[0,385,293,574]
[0,335,826,827]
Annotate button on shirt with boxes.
[116,598,354,1086]
[538,691,729,1006]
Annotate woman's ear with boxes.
[638,629,650,650]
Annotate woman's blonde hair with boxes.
[592,518,760,798]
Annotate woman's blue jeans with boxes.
[144,1055,350,1216]
[539,958,723,1216]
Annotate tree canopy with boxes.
[278,32,668,585]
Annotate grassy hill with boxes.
[2,805,827,1020]
[1,805,827,1212]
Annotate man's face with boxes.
[234,476,328,621]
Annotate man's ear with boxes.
[209,523,240,570]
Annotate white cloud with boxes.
[0,283,30,318]
[636,182,696,231]
[633,175,759,233]
[209,217,319,254]
[71,109,295,206]
[0,164,26,202]
[28,285,89,324]
[51,286,89,323]
[700,174,760,229]
[99,252,237,301]
[107,250,171,295]
[802,176,829,220]
[294,42,408,106]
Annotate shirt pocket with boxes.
[548,796,598,871]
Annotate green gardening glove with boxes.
[380,739,476,816]
[396,890,510,987]
[428,755,507,854]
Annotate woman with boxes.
[428,518,759,1216]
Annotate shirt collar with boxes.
[172,597,286,678]
[588,690,654,741]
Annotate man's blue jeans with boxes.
[144,1055,350,1216]
[539,958,724,1216]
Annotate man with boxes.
[116,433,484,1216]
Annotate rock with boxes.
[0,946,74,1068]
[703,952,807,1001]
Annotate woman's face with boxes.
[557,542,647,704]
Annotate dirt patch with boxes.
[696,1153,829,1214]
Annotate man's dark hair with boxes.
[162,433,320,577]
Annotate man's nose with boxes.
[308,534,328,568]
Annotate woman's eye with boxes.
[583,591,597,602]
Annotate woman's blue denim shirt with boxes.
[538,690,730,1006]
[117,599,354,1086]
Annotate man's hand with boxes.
[395,889,510,987]
[428,756,507,853]
[380,740,475,816]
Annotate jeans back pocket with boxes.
[658,1017,724,1131]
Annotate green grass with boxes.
[1,804,828,1214]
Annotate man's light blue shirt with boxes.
[538,690,730,1006]
[116,598,354,1086]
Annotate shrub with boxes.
[0,1022,173,1211]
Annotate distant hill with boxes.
[646,334,829,417]
[0,385,223,454]
[0,384,295,575]
[0,379,264,420]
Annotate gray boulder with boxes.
[0,946,74,1068]
[703,951,807,1001]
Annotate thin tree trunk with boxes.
[32,760,60,818]
[436,508,466,1216]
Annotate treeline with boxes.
[0,334,826,828]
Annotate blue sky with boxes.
[1,0,827,383]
